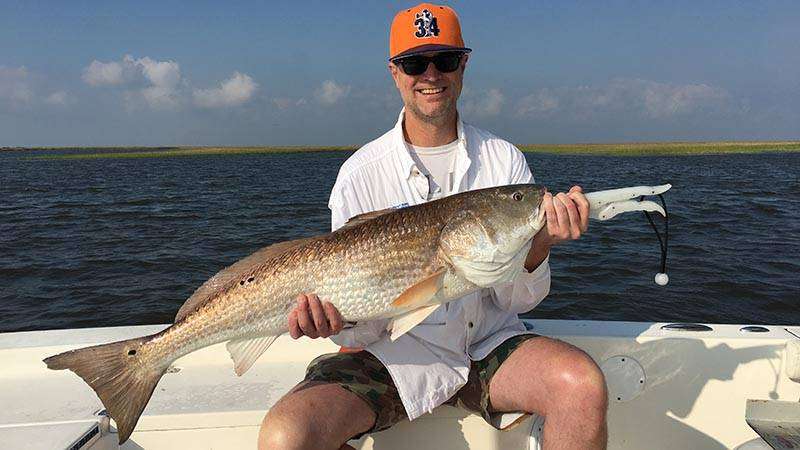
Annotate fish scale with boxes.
[43,184,546,444]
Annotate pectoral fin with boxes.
[388,304,441,341]
[390,270,445,308]
[226,335,278,376]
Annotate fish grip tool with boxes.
[585,184,671,286]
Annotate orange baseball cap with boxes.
[389,3,471,60]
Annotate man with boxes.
[259,4,607,450]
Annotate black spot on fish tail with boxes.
[43,335,166,444]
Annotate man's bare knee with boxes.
[551,349,608,414]
[258,383,376,450]
[259,409,313,450]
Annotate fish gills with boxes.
[41,183,547,444]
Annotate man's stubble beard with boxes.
[406,97,457,127]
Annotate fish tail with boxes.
[43,335,165,444]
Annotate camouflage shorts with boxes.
[303,334,538,435]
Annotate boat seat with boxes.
[119,405,543,450]
[743,399,800,449]
[350,409,543,450]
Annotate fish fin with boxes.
[175,237,318,322]
[388,304,440,341]
[43,335,165,444]
[226,335,279,376]
[339,208,397,230]
[390,270,446,308]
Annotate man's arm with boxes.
[493,145,590,313]
[492,186,589,314]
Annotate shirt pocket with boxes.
[419,304,448,325]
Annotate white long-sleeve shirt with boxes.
[328,110,551,420]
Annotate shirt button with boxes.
[468,322,474,328]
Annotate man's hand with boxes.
[287,293,345,339]
[525,186,589,271]
[538,185,590,247]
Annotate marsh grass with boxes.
[14,141,800,159]
[518,141,800,156]
[25,146,356,160]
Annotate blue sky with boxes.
[2,0,798,146]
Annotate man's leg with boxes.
[488,336,608,450]
[258,381,375,450]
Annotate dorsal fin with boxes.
[339,208,397,230]
[174,237,317,322]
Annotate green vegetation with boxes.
[518,141,800,156]
[11,141,800,159]
[24,146,356,160]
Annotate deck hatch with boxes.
[661,323,713,332]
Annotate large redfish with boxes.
[44,184,546,443]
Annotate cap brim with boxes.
[390,44,472,61]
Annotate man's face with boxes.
[389,51,468,124]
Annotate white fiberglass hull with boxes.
[2,319,798,450]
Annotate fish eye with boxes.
[512,191,523,201]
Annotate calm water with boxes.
[1,150,798,332]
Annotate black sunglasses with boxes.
[393,52,464,76]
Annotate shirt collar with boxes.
[392,108,469,181]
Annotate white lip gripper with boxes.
[582,183,672,285]
[585,184,672,221]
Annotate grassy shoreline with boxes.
[17,146,356,160]
[519,141,800,156]
[7,141,800,159]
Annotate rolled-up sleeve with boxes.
[508,144,533,185]
[492,256,551,314]
[329,177,356,232]
[328,174,390,347]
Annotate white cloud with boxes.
[82,54,183,109]
[139,86,179,109]
[83,55,262,110]
[137,57,181,89]
[640,82,728,118]
[272,97,307,109]
[461,88,505,117]
[82,60,126,86]
[516,89,560,116]
[0,66,34,106]
[316,80,350,105]
[44,91,71,106]
[516,78,732,120]
[193,72,258,108]
[0,67,72,109]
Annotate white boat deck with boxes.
[2,319,798,449]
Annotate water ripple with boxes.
[1,150,799,331]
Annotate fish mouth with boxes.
[530,205,546,230]
[532,185,546,226]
